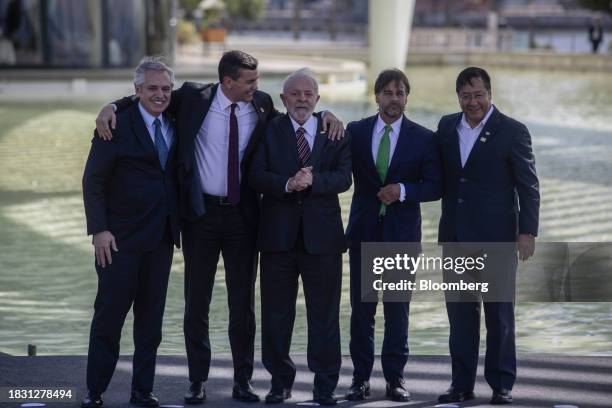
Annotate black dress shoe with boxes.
[184,381,206,405]
[313,389,337,406]
[491,388,513,405]
[345,379,370,401]
[232,380,260,402]
[129,390,159,407]
[438,387,476,403]
[81,392,103,408]
[385,378,411,402]
[264,387,291,404]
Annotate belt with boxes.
[203,193,234,207]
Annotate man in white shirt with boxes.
[435,66,540,405]
[345,69,442,402]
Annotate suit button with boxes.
[460,178,466,183]
[458,198,464,204]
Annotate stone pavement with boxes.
[2,352,611,408]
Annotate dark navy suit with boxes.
[250,114,351,394]
[346,114,441,383]
[434,106,539,392]
[82,104,180,394]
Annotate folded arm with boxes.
[95,85,185,140]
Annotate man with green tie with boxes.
[344,69,442,402]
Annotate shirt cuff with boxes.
[399,183,406,202]
[110,103,117,112]
[285,178,291,193]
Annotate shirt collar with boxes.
[138,102,166,128]
[217,84,250,112]
[459,105,495,131]
[374,114,403,136]
[289,114,317,137]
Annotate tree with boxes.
[578,0,612,15]
[179,0,201,19]
[225,0,267,21]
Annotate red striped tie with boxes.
[296,127,311,167]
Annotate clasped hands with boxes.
[287,166,313,192]
[378,183,401,205]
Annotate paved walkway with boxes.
[2,352,610,408]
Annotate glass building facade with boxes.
[0,0,174,68]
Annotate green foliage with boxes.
[202,8,223,27]
[225,0,267,21]
[578,0,612,15]
[179,0,202,19]
[176,20,198,45]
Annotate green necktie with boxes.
[376,124,392,216]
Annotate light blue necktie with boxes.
[153,118,168,170]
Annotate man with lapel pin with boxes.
[344,69,442,402]
[435,67,540,405]
[249,68,352,406]
[93,51,344,403]
[82,57,181,408]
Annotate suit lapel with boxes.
[363,115,379,179]
[166,115,178,160]
[130,106,157,157]
[448,114,463,173]
[386,115,411,180]
[279,115,301,169]
[309,116,326,170]
[462,106,502,171]
[243,93,269,160]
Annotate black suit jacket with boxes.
[434,107,540,243]
[114,82,278,228]
[82,105,181,251]
[249,114,352,254]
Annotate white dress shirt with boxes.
[456,105,495,167]
[138,103,174,148]
[372,114,405,202]
[194,86,258,196]
[290,114,317,150]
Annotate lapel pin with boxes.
[480,137,487,142]
[485,131,490,135]
[260,107,264,113]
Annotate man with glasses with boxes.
[434,67,540,405]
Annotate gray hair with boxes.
[282,68,318,94]
[133,56,175,86]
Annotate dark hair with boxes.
[374,68,410,95]
[218,50,258,83]
[456,66,491,93]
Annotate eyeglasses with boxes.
[459,92,489,102]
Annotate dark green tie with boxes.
[376,124,392,216]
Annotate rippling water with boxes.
[1,66,611,356]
